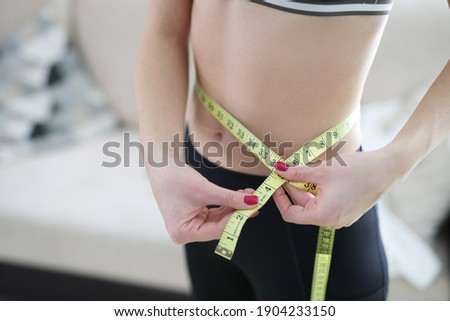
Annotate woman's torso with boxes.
[186,0,390,175]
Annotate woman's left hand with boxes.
[272,149,397,229]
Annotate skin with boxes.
[134,0,450,243]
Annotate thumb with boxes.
[205,183,259,209]
[275,161,321,183]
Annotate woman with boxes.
[134,0,450,300]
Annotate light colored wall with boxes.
[363,0,450,103]
[72,0,149,126]
[0,0,50,42]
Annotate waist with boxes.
[185,126,363,179]
[186,87,362,176]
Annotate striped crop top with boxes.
[250,0,393,16]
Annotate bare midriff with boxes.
[185,0,389,175]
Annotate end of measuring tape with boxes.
[214,172,286,260]
[310,226,335,301]
[214,210,250,260]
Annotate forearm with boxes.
[384,60,450,181]
[134,32,189,162]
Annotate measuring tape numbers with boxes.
[195,81,356,300]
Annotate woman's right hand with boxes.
[147,162,259,244]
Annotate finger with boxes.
[195,205,257,241]
[191,210,234,242]
[275,161,321,183]
[205,206,259,244]
[207,206,236,222]
[250,210,260,218]
[237,188,256,195]
[273,187,321,225]
[284,183,315,207]
[209,205,259,218]
[205,183,259,209]
[171,207,230,243]
[272,187,300,221]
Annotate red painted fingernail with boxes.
[275,161,288,172]
[250,211,260,218]
[244,195,259,205]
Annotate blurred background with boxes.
[0,0,449,300]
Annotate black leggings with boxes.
[184,134,388,301]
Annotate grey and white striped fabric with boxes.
[251,0,393,16]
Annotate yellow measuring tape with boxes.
[195,81,356,301]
